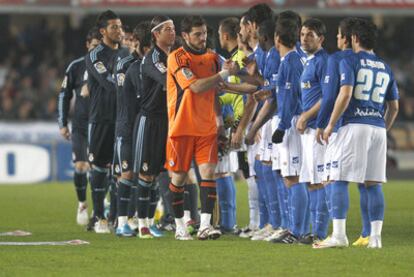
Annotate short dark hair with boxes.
[86,26,102,43]
[339,17,358,47]
[302,18,326,37]
[275,19,298,48]
[351,18,378,50]
[258,19,275,42]
[150,15,171,33]
[247,3,274,25]
[133,21,152,54]
[96,10,119,29]
[278,10,301,30]
[181,15,206,34]
[219,17,240,40]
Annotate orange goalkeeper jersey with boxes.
[166,45,219,137]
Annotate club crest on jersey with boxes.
[83,70,88,81]
[182,68,193,80]
[142,162,148,172]
[169,159,175,167]
[88,153,94,162]
[61,76,68,89]
[324,75,330,84]
[94,62,107,74]
[115,164,120,173]
[272,74,278,81]
[341,73,345,81]
[301,81,311,89]
[155,62,167,73]
[292,156,299,164]
[285,82,292,89]
[117,73,125,87]
[122,160,128,170]
[264,80,270,87]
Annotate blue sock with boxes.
[302,188,311,235]
[226,175,237,230]
[325,183,332,218]
[366,184,385,221]
[287,188,293,231]
[331,181,349,219]
[262,165,281,229]
[309,189,318,235]
[289,183,308,237]
[254,160,269,228]
[358,183,371,237]
[315,187,329,239]
[216,176,230,230]
[273,170,288,229]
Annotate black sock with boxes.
[127,185,138,218]
[137,178,151,219]
[200,180,217,214]
[158,172,173,218]
[169,183,184,218]
[148,183,160,219]
[74,171,88,202]
[117,178,134,217]
[90,166,108,219]
[108,176,118,223]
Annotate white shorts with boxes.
[247,142,259,176]
[259,120,273,162]
[299,128,326,184]
[323,132,337,181]
[271,116,281,171]
[279,116,302,177]
[216,151,239,174]
[330,123,387,183]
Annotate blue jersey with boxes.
[300,48,328,129]
[254,45,267,76]
[316,49,354,129]
[339,51,399,128]
[296,41,308,64]
[274,50,304,130]
[262,47,280,91]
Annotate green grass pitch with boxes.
[0,181,413,276]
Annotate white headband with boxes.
[151,20,173,33]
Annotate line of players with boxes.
[58,4,399,247]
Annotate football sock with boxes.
[289,182,308,237]
[262,165,281,229]
[216,176,230,230]
[148,183,160,220]
[302,188,311,235]
[158,171,174,219]
[228,175,237,230]
[183,210,191,223]
[185,183,199,222]
[117,178,134,217]
[137,178,151,219]
[108,176,118,223]
[127,185,138,218]
[200,180,217,215]
[309,189,318,234]
[332,181,349,219]
[118,216,127,228]
[246,176,259,230]
[74,169,88,202]
[90,166,108,219]
[254,160,269,228]
[358,183,371,237]
[315,187,329,239]
[366,184,385,221]
[325,182,333,218]
[273,170,289,229]
[169,183,185,219]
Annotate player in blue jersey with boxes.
[314,18,399,249]
[295,18,329,244]
[268,19,306,244]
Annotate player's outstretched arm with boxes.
[231,94,257,149]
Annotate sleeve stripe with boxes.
[90,44,104,63]
[66,57,85,73]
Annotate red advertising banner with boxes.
[326,0,414,8]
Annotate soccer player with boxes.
[57,27,101,226]
[113,21,152,237]
[295,18,329,244]
[85,10,123,233]
[133,16,176,239]
[270,19,306,244]
[166,15,239,240]
[315,18,399,249]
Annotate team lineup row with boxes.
[57,3,399,248]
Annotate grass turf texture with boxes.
[0,181,413,276]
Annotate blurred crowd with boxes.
[0,15,413,122]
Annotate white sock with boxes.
[183,210,191,223]
[200,213,212,230]
[118,216,127,228]
[370,220,383,237]
[332,219,346,238]
[148,218,154,226]
[175,217,186,231]
[138,218,147,229]
[246,176,259,229]
[78,201,86,207]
